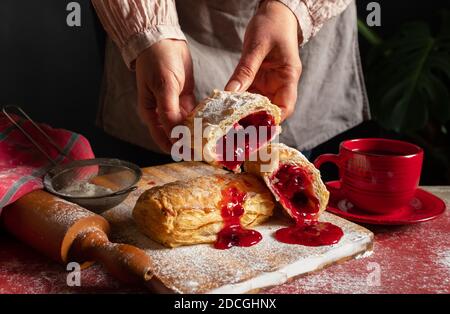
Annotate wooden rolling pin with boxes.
[1,190,154,284]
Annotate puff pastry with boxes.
[132,173,275,248]
[245,143,329,222]
[184,90,281,172]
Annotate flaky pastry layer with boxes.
[244,143,329,220]
[184,90,282,172]
[133,173,275,247]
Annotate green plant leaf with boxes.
[365,12,450,133]
[426,76,450,123]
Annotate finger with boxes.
[154,78,183,137]
[225,40,269,92]
[180,60,196,118]
[137,89,156,125]
[273,82,298,121]
[179,93,196,118]
[273,57,302,120]
[145,109,173,154]
[137,97,172,154]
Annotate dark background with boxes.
[0,0,448,183]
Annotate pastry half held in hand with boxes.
[132,173,275,248]
[244,143,329,222]
[183,90,281,172]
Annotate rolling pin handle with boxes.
[70,229,154,284]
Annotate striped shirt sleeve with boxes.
[92,0,186,69]
[276,0,353,44]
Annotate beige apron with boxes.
[97,0,369,153]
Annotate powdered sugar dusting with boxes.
[1,181,447,294]
[194,90,269,125]
[58,182,113,197]
[32,196,95,227]
[264,186,449,294]
[437,249,450,271]
[101,162,373,293]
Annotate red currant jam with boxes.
[271,164,343,246]
[271,164,320,221]
[216,111,276,171]
[275,221,344,246]
[215,186,262,249]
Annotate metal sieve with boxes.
[2,105,142,213]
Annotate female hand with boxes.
[136,39,196,153]
[225,0,302,120]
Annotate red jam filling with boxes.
[215,186,262,250]
[271,164,344,247]
[275,221,344,246]
[216,111,276,171]
[271,164,320,221]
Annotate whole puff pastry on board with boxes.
[183,90,282,172]
[133,173,275,248]
[244,143,329,222]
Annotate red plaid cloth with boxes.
[0,114,94,214]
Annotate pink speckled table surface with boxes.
[0,186,448,294]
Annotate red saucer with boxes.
[325,181,446,225]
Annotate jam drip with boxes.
[216,111,276,171]
[275,221,343,246]
[271,164,344,247]
[215,186,262,250]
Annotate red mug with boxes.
[313,138,423,214]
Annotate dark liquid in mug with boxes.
[352,149,404,156]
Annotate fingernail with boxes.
[226,80,241,92]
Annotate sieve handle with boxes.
[2,105,73,165]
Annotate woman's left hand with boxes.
[225,0,302,121]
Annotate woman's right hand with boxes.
[136,39,196,153]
